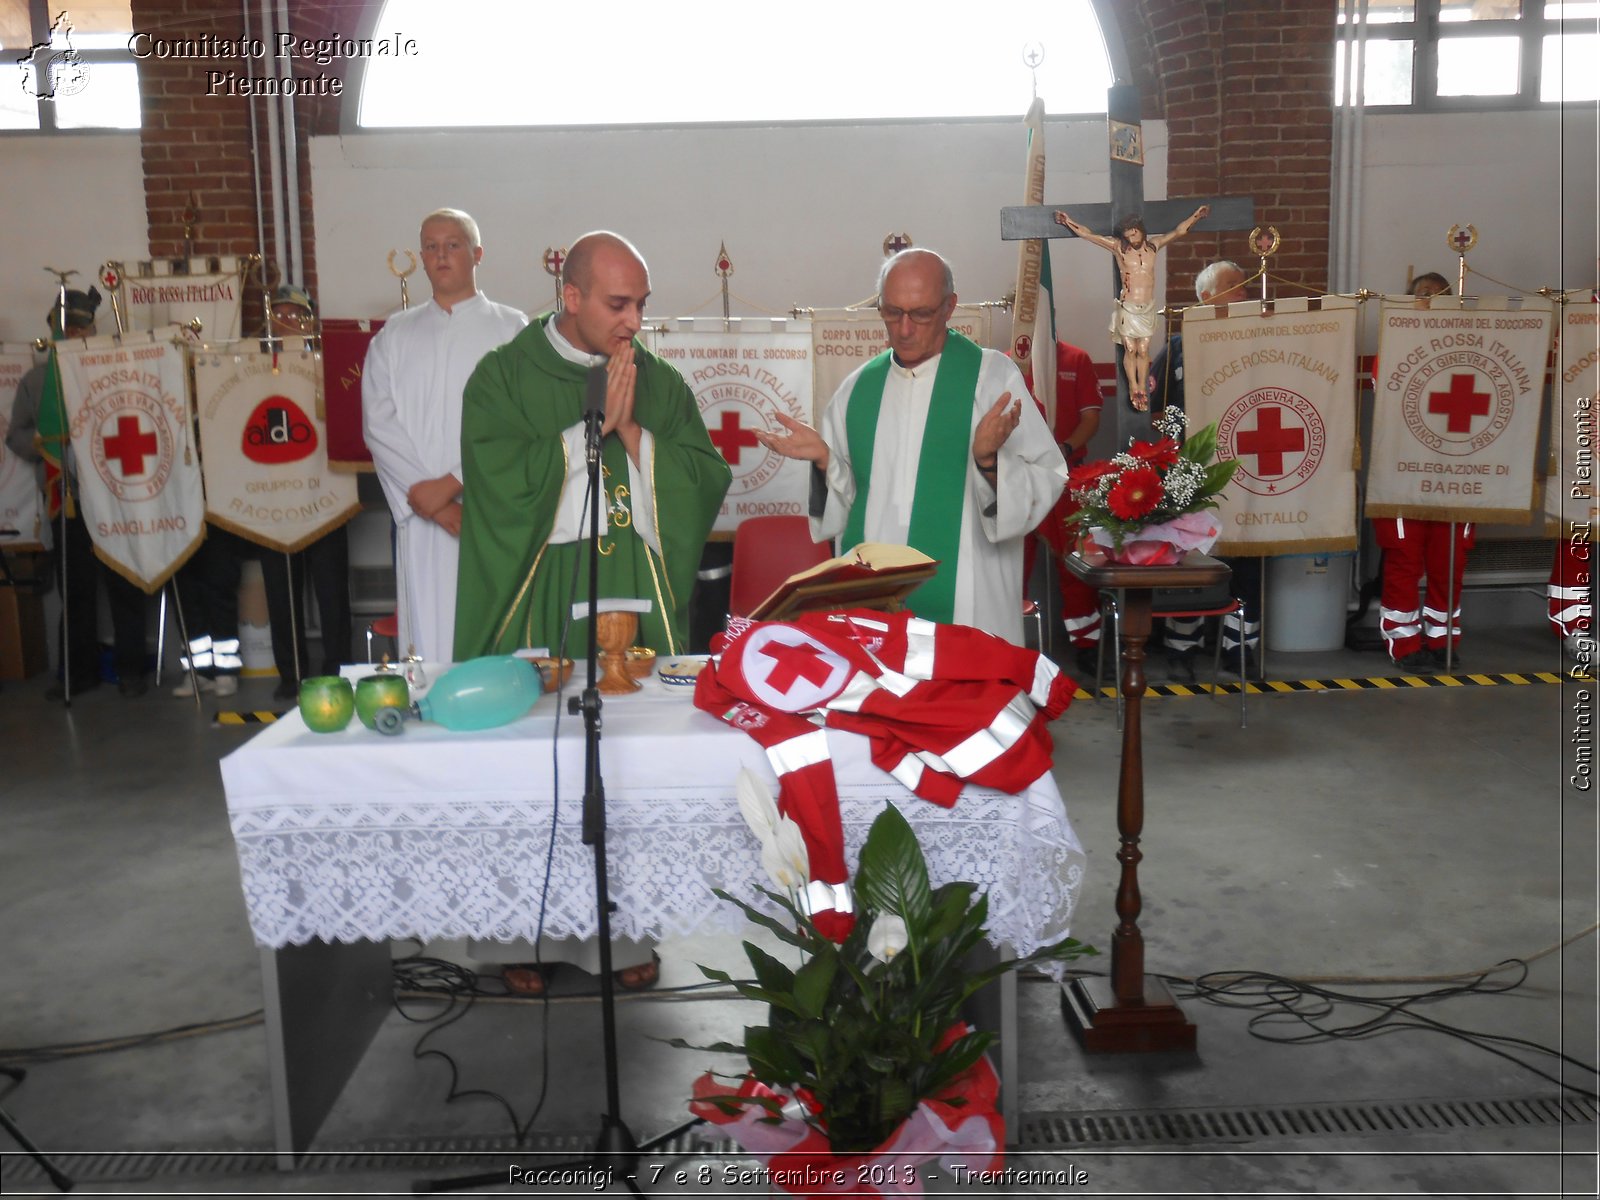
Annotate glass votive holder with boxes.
[298,675,355,733]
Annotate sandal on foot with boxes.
[613,951,661,992]
[502,963,555,997]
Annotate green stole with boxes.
[841,330,981,624]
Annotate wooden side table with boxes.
[1061,551,1230,1053]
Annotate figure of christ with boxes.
[1053,204,1209,411]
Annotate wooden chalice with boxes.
[595,610,642,695]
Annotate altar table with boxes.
[220,676,1087,1154]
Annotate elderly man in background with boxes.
[756,248,1066,645]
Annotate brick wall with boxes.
[130,0,362,323]
[1109,1,1336,302]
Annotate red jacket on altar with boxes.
[694,609,1076,940]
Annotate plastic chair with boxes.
[1095,587,1248,728]
[365,612,399,664]
[729,516,833,618]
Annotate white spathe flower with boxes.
[866,914,908,965]
[761,816,811,891]
[737,768,810,891]
[735,766,783,840]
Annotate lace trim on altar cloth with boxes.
[230,787,1086,957]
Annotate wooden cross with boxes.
[1000,84,1256,445]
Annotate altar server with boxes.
[363,208,526,661]
[756,249,1066,645]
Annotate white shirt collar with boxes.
[891,350,942,380]
[546,315,606,367]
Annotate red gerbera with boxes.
[1128,438,1181,470]
[1067,460,1118,491]
[1106,465,1164,520]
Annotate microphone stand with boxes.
[422,368,650,1196]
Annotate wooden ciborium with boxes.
[595,610,642,695]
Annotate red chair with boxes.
[729,516,833,618]
[365,612,399,664]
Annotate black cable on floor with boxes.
[0,1010,264,1067]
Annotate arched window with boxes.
[356,0,1112,128]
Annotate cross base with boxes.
[1060,973,1198,1054]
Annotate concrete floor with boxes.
[0,599,1595,1197]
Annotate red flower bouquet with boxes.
[1068,409,1238,565]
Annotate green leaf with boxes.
[792,950,838,1020]
[854,804,934,933]
[744,1024,807,1083]
[745,943,797,994]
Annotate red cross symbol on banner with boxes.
[1235,405,1305,477]
[1428,373,1491,433]
[102,414,157,476]
[709,409,761,465]
[758,640,834,694]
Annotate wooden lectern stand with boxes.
[1060,551,1230,1053]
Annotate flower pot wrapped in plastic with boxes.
[1079,510,1222,566]
[690,1024,1001,1198]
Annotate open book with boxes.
[748,543,939,622]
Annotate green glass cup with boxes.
[298,675,355,733]
[355,673,412,734]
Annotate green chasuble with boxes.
[454,315,731,660]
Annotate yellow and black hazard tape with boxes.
[1075,669,1566,701]
[214,709,289,725]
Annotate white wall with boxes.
[1355,109,1597,296]
[0,135,149,344]
[307,116,1168,355]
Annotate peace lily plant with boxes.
[673,778,1095,1188]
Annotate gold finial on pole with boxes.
[542,246,567,312]
[387,249,417,310]
[1446,224,1477,296]
[714,242,734,331]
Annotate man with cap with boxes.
[7,286,152,698]
[257,284,354,699]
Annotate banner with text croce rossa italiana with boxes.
[0,345,45,548]
[116,259,246,342]
[55,335,204,591]
[1179,297,1359,555]
[1550,299,1598,527]
[645,324,813,534]
[192,341,361,551]
[810,306,996,417]
[1367,296,1553,523]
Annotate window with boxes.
[0,1,141,131]
[357,0,1111,128]
[1335,0,1598,108]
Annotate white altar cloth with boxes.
[220,680,1086,954]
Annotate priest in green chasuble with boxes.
[455,232,730,661]
[755,249,1066,646]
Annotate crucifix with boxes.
[1000,84,1255,448]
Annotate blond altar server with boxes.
[756,249,1066,644]
[363,208,526,661]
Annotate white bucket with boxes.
[1266,553,1353,652]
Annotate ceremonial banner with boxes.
[118,259,246,341]
[0,347,44,548]
[1012,97,1057,428]
[1368,297,1553,522]
[811,306,995,415]
[1552,299,1598,526]
[192,342,361,551]
[320,318,384,471]
[1181,297,1359,554]
[55,335,204,591]
[649,327,813,533]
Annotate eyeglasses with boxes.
[877,303,946,325]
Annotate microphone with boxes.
[584,363,607,422]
